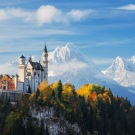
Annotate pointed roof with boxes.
[28,55,32,62]
[43,42,47,53]
[20,55,25,58]
[29,61,44,71]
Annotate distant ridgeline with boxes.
[0,80,135,135]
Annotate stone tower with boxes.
[42,43,49,81]
[18,55,26,92]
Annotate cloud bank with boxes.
[0,5,94,26]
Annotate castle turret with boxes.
[18,55,27,92]
[42,42,49,80]
[14,74,18,89]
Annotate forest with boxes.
[0,80,135,135]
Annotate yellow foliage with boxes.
[98,94,103,100]
[103,92,108,100]
[61,83,73,101]
[88,84,94,91]
[105,89,108,92]
[76,84,91,100]
[107,96,111,104]
[29,93,35,102]
[43,96,47,102]
[52,82,58,89]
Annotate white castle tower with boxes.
[18,55,27,92]
[42,42,49,81]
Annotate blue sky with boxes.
[0,0,135,73]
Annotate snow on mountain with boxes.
[48,42,94,65]
[102,56,135,87]
[48,43,135,104]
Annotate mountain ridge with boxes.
[102,55,135,88]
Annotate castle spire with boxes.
[43,42,47,53]
[28,55,32,62]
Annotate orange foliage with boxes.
[0,74,15,90]
[90,92,97,102]
[43,96,47,102]
[46,106,49,109]
[38,80,48,92]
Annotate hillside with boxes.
[0,80,135,135]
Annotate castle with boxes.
[0,44,48,93]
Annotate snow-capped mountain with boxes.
[102,56,135,88]
[48,43,135,104]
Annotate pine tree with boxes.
[40,119,44,135]
[28,85,31,94]
[58,80,63,100]
[36,88,40,98]
[45,125,49,135]
[72,85,76,98]
[26,114,34,135]
[52,90,55,97]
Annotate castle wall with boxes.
[34,73,38,92]
[18,82,23,91]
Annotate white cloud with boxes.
[49,59,89,74]
[115,4,135,10]
[0,5,94,25]
[0,8,34,22]
[67,9,94,21]
[0,9,9,20]
[92,58,114,65]
[0,64,17,75]
[36,5,62,25]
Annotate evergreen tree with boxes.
[52,90,55,97]
[58,80,63,100]
[28,85,31,94]
[72,85,76,98]
[36,88,40,98]
[45,125,49,135]
[26,114,34,135]
[40,119,44,135]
